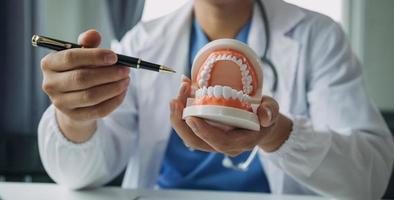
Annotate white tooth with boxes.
[243,86,247,93]
[199,79,205,87]
[242,70,250,77]
[231,89,238,100]
[220,55,226,60]
[202,87,208,96]
[205,73,211,81]
[201,71,210,80]
[248,85,253,94]
[240,64,248,71]
[207,87,214,97]
[244,94,250,102]
[195,89,201,98]
[200,89,205,98]
[237,91,244,101]
[204,66,212,74]
[246,75,252,82]
[246,78,252,85]
[201,89,206,97]
[201,69,208,76]
[223,86,232,99]
[213,86,222,98]
[235,58,242,66]
[240,95,245,102]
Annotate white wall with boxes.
[42,0,113,48]
[360,0,394,110]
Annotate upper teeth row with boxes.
[195,85,251,103]
[198,53,254,94]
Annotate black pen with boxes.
[31,35,176,73]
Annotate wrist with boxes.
[258,114,293,152]
[56,109,97,143]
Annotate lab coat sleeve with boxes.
[38,32,140,190]
[261,21,394,199]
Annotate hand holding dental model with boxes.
[170,39,293,155]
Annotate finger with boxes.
[185,117,237,153]
[187,117,261,153]
[45,66,129,92]
[227,128,263,151]
[181,74,191,83]
[66,90,127,121]
[176,81,191,104]
[170,99,214,152]
[78,29,101,48]
[257,96,280,127]
[41,48,118,72]
[53,78,129,109]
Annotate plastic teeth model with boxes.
[183,39,263,131]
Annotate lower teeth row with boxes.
[195,85,251,103]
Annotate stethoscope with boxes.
[222,0,278,171]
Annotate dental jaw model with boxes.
[183,39,263,131]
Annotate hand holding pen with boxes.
[37,30,146,143]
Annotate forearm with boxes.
[38,105,135,189]
[261,116,394,199]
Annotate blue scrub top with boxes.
[157,20,270,193]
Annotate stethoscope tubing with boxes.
[222,0,278,171]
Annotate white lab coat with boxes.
[38,0,394,199]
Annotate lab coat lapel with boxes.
[135,2,194,188]
[250,0,305,194]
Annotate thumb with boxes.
[78,29,102,48]
[257,97,279,127]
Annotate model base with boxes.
[183,105,260,131]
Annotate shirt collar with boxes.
[189,19,252,68]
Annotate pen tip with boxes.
[160,66,177,73]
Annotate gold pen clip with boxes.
[32,35,72,49]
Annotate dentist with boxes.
[38,0,394,199]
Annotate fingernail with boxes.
[77,33,84,44]
[104,53,117,64]
[264,106,273,121]
[263,106,275,127]
[181,74,190,82]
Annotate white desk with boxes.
[0,182,330,200]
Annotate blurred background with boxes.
[1,0,393,197]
